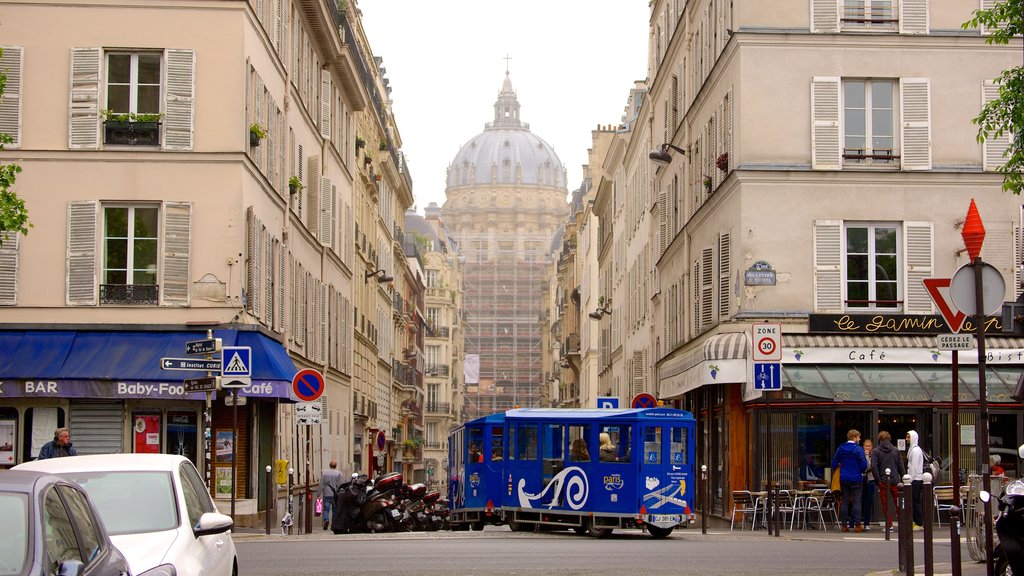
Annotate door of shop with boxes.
[877,410,931,453]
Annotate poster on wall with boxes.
[215,431,234,463]
[166,411,197,464]
[215,466,233,498]
[133,414,161,454]
[0,420,15,465]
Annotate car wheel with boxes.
[588,517,612,538]
[647,525,674,539]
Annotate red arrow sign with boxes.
[922,278,966,333]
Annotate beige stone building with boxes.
[0,0,415,527]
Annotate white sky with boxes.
[358,1,650,213]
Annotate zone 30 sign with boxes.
[752,322,782,362]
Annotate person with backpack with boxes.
[871,431,905,528]
[832,429,869,532]
[906,430,925,529]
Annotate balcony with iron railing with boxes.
[100,284,159,305]
[424,365,450,378]
[427,325,450,338]
[425,402,452,416]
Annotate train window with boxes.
[508,426,517,461]
[543,424,564,461]
[670,427,687,465]
[516,425,538,460]
[599,425,631,463]
[643,426,663,465]
[490,426,503,461]
[468,427,484,463]
[568,425,591,462]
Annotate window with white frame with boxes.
[424,269,438,288]
[426,307,439,328]
[843,79,897,162]
[842,0,896,28]
[103,52,162,146]
[845,223,899,310]
[102,205,159,304]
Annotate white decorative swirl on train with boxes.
[517,466,589,510]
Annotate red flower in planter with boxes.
[716,153,729,172]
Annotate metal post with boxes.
[701,464,708,535]
[923,476,934,576]
[952,349,961,505]
[764,392,773,534]
[231,389,237,520]
[885,468,893,541]
[902,477,915,576]
[950,505,962,576]
[304,425,312,535]
[286,467,294,535]
[264,465,272,535]
[973,258,994,576]
[204,328,215,494]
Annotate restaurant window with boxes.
[845,223,899,310]
[797,412,832,487]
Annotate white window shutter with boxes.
[1015,219,1023,300]
[899,0,929,34]
[265,229,274,322]
[319,176,333,247]
[160,202,191,305]
[320,69,331,140]
[811,77,841,170]
[246,207,256,315]
[255,222,265,321]
[276,243,286,333]
[266,102,276,188]
[701,247,713,329]
[66,200,97,305]
[813,220,842,312]
[164,49,195,151]
[0,46,23,148]
[983,80,1010,171]
[811,0,840,33]
[69,48,100,150]
[903,221,933,314]
[320,283,327,363]
[691,260,701,334]
[980,0,1003,35]
[900,78,931,170]
[718,233,731,320]
[254,76,266,167]
[0,232,19,305]
[289,253,297,341]
[330,183,338,250]
[306,156,320,235]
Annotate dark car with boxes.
[0,470,130,576]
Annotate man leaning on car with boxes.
[37,427,77,459]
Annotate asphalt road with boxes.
[234,525,979,576]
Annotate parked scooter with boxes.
[980,444,1024,576]
[331,472,404,534]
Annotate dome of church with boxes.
[446,73,567,189]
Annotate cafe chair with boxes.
[730,490,759,531]
[934,485,956,526]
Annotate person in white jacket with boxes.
[906,430,924,528]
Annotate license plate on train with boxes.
[651,514,681,523]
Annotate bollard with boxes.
[885,468,892,542]
[923,474,933,576]
[949,506,962,576]
[902,476,915,576]
[264,465,272,536]
[700,465,707,535]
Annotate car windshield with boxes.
[62,471,179,535]
[0,493,29,575]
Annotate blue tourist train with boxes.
[448,407,697,538]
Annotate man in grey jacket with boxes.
[871,431,905,528]
[316,460,344,530]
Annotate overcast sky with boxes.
[358,1,650,213]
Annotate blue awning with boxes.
[0,329,299,402]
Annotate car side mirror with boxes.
[57,560,85,576]
[194,511,234,537]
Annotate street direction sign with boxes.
[937,334,975,351]
[751,323,782,362]
[160,357,221,371]
[221,376,251,389]
[754,363,782,390]
[185,338,222,355]
[631,393,658,409]
[292,369,325,402]
[597,396,619,409]
[295,399,322,425]
[221,346,252,377]
[183,376,220,393]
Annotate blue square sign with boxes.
[221,346,252,377]
[753,362,781,390]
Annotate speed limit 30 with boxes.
[751,322,782,362]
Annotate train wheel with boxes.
[587,518,612,538]
[572,525,588,535]
[647,525,674,539]
[470,520,486,531]
[507,513,529,532]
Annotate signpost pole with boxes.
[305,425,312,535]
[231,389,237,520]
[974,260,994,576]
[952,349,960,506]
[204,329,214,493]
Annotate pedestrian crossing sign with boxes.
[221,346,252,377]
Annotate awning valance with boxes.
[659,332,749,399]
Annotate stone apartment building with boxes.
[0,0,416,526]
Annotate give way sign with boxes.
[922,278,966,333]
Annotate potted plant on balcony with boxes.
[703,175,713,192]
[355,135,366,150]
[101,109,164,146]
[363,152,373,167]
[249,123,267,146]
[716,152,729,172]
[288,175,303,195]
[379,139,388,151]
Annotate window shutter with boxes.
[1015,219,1023,300]
[265,229,274,322]
[306,155,320,235]
[276,0,287,62]
[289,253,297,341]
[163,49,195,151]
[0,233,19,305]
[903,221,933,314]
[66,200,97,305]
[632,350,644,397]
[983,80,1010,171]
[69,48,100,150]
[254,76,266,167]
[266,102,276,188]
[320,69,331,140]
[900,78,931,170]
[980,0,1004,35]
[319,176,334,247]
[718,233,731,320]
[255,222,265,321]
[813,220,842,311]
[811,0,840,33]
[701,247,713,329]
[0,46,23,148]
[160,201,191,306]
[320,283,328,363]
[245,207,255,315]
[811,77,841,170]
[276,242,285,333]
[899,0,929,34]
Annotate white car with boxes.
[17,454,237,576]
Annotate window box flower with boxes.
[716,152,729,172]
[102,110,163,146]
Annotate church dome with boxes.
[446,73,567,189]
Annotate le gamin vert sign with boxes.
[808,314,1011,335]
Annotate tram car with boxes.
[448,407,696,538]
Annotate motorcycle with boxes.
[980,444,1024,576]
[331,472,405,534]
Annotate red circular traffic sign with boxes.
[631,393,658,409]
[375,430,386,451]
[757,337,776,357]
[291,369,325,402]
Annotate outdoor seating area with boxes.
[729,488,841,531]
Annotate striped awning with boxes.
[660,332,749,380]
[658,332,749,399]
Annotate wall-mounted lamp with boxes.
[365,268,394,284]
[559,359,570,368]
[588,307,612,320]
[649,143,687,166]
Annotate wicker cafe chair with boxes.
[730,490,759,531]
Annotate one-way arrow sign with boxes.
[160,358,221,371]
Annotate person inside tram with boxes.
[570,438,590,462]
[469,443,483,463]
[599,432,617,462]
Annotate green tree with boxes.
[964,2,1024,194]
[0,46,28,246]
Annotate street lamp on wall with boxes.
[365,268,394,284]
[649,143,686,166]
[588,307,612,320]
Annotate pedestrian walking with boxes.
[316,460,344,530]
[831,429,869,532]
[872,430,905,528]
[861,438,876,530]
[906,430,925,529]
[37,427,77,459]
